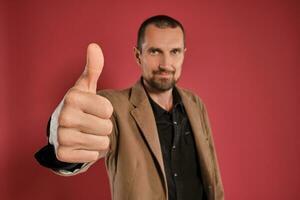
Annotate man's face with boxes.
[135,24,186,92]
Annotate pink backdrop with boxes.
[1,0,299,199]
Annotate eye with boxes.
[149,49,159,55]
[171,49,181,55]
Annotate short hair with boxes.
[137,15,185,51]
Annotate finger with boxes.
[64,89,113,119]
[74,43,104,93]
[81,94,113,119]
[56,146,101,163]
[59,107,113,135]
[79,114,113,135]
[58,127,110,151]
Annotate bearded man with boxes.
[35,15,224,200]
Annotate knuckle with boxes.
[56,147,66,162]
[58,111,70,127]
[106,119,113,134]
[64,89,79,106]
[90,152,99,162]
[100,137,110,150]
[101,97,113,118]
[106,100,114,117]
[57,129,72,146]
[58,108,78,128]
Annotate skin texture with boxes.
[56,25,186,163]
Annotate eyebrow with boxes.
[171,48,183,52]
[147,47,163,53]
[147,47,183,52]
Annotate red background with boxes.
[1,0,299,199]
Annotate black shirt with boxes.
[148,88,206,200]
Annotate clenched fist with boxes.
[56,43,113,163]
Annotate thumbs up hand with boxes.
[56,43,113,163]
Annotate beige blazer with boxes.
[97,80,224,200]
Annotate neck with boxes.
[143,80,174,111]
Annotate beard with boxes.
[144,69,178,92]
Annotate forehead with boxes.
[142,24,184,49]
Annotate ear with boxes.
[133,47,141,65]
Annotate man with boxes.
[35,15,224,200]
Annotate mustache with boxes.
[153,68,175,75]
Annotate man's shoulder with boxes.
[177,86,204,105]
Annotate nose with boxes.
[159,54,173,70]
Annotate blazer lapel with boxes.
[128,81,214,197]
[178,88,214,190]
[129,80,167,184]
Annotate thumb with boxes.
[75,43,104,93]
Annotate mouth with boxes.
[155,73,173,79]
[154,70,175,78]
